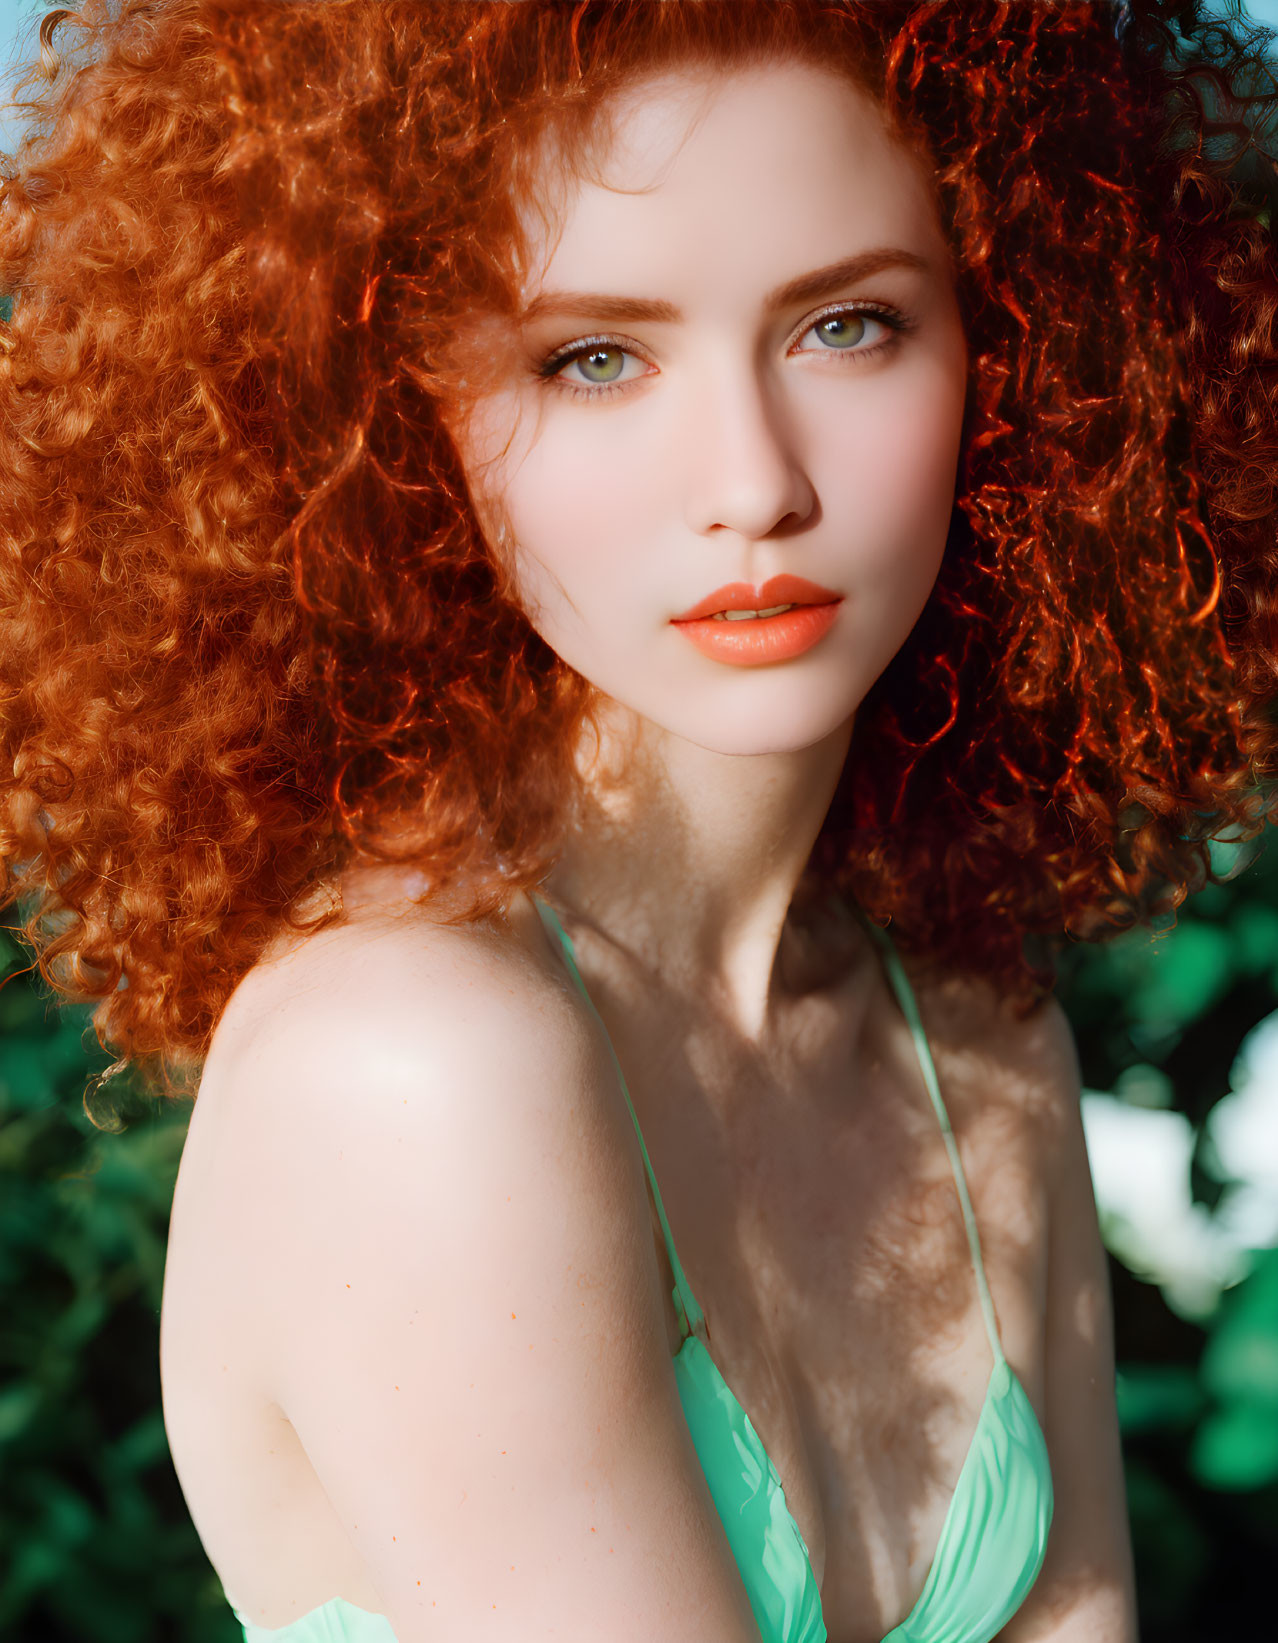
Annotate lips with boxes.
[670,574,842,624]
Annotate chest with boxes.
[584,962,1052,1643]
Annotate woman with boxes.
[1,1,1274,1639]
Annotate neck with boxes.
[544,696,857,1042]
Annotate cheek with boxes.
[502,435,667,626]
[813,372,964,639]
[867,398,962,508]
[456,394,651,632]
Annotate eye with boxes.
[536,300,914,401]
[790,303,906,357]
[538,337,651,396]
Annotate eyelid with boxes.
[537,331,652,376]
[785,300,891,351]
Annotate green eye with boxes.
[538,336,644,393]
[814,314,868,348]
[576,347,626,383]
[794,306,899,355]
[538,300,912,402]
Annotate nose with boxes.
[683,357,816,543]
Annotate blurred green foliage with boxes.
[1,833,1277,1640]
[0,928,235,1643]
[1192,1248,1278,1489]
[1056,830,1278,1639]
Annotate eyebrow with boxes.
[518,247,932,326]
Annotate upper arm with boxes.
[998,1000,1139,1643]
[208,922,762,1643]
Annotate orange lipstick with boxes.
[670,574,843,667]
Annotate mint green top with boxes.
[228,897,1053,1643]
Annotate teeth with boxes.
[711,603,795,621]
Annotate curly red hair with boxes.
[0,0,1275,1106]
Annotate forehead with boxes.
[518,60,943,298]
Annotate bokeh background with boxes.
[2,1,1277,1639]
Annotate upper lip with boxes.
[670,574,843,623]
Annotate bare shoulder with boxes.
[907,951,1082,1134]
[885,954,1084,1270]
[175,888,623,1386]
[178,887,620,1399]
[187,885,640,1331]
[204,891,580,1108]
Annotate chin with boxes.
[634,697,859,759]
[561,640,865,760]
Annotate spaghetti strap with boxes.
[853,909,1007,1367]
[530,893,708,1345]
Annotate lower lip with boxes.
[670,601,842,666]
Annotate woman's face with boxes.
[457,59,968,758]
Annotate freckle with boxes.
[346,1283,351,1289]
[501,1450,507,1455]
[392,1536,396,1542]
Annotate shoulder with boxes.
[204,891,591,1118]
[184,894,639,1298]
[912,955,1081,1123]
[896,959,1083,1229]
[181,886,654,1359]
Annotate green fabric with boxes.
[671,1330,827,1641]
[878,1357,1053,1643]
[224,897,1053,1643]
[229,1598,395,1641]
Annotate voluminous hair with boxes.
[0,0,1275,1107]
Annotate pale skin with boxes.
[160,60,1139,1643]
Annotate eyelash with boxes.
[536,301,916,401]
